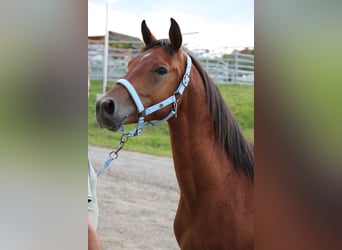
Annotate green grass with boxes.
[217,84,254,142]
[89,80,254,156]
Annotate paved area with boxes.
[89,145,180,249]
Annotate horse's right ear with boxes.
[141,20,156,46]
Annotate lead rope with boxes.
[96,135,129,177]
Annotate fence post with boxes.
[234,51,238,84]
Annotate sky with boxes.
[88,0,254,52]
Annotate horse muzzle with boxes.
[95,97,127,132]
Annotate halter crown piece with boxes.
[117,53,192,137]
[96,53,192,177]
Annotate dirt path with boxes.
[89,145,180,250]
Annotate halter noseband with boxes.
[116,53,192,137]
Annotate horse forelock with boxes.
[189,54,254,181]
[142,39,175,55]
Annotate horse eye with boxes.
[155,67,168,75]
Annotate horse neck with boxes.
[167,71,242,200]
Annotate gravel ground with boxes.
[89,145,180,250]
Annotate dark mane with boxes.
[189,53,254,181]
[143,40,254,181]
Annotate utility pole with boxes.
[102,0,109,93]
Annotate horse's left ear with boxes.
[169,18,182,51]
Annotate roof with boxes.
[88,31,144,49]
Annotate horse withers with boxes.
[96,18,254,249]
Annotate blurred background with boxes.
[1,0,342,249]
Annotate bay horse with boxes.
[96,18,254,249]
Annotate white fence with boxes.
[88,41,254,85]
[196,51,254,85]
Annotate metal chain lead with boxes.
[96,135,129,177]
[109,135,129,158]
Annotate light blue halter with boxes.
[96,53,192,177]
[117,53,192,137]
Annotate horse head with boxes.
[96,18,189,133]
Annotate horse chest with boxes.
[173,183,253,249]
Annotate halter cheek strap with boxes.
[117,53,192,137]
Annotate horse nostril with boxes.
[102,99,115,116]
